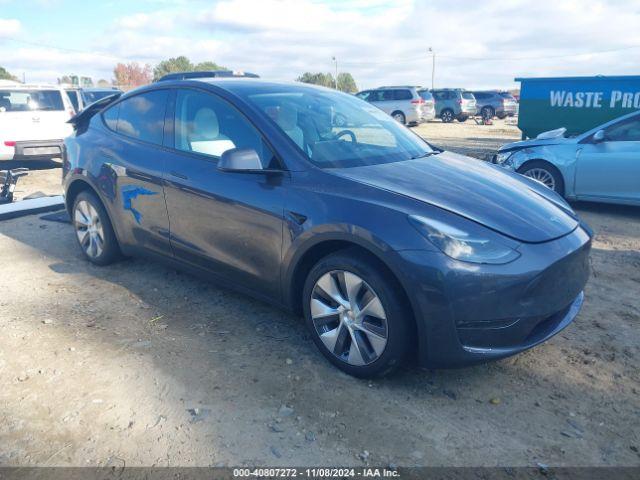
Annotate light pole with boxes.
[428,47,435,89]
[332,56,338,89]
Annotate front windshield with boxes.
[244,87,433,168]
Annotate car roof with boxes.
[2,84,62,90]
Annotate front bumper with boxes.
[394,225,591,368]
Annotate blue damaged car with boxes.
[494,110,640,206]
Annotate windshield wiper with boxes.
[410,151,439,160]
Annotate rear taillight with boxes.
[68,108,75,118]
[457,99,462,105]
[4,141,16,147]
[411,98,425,104]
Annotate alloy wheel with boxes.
[441,110,453,122]
[74,200,105,259]
[524,168,556,190]
[310,270,388,366]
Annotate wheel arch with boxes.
[286,238,414,321]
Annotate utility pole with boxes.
[332,56,338,89]
[428,47,435,90]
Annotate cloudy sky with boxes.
[1,0,640,90]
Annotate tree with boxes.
[194,61,227,72]
[295,71,358,93]
[113,62,152,87]
[296,72,335,88]
[0,66,18,82]
[336,72,357,93]
[152,56,193,81]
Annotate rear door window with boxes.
[461,92,475,100]
[0,89,64,112]
[66,90,80,111]
[110,90,168,145]
[393,89,413,101]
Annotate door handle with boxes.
[169,170,188,180]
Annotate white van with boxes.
[0,84,75,166]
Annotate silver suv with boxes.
[471,91,518,119]
[355,86,434,125]
[431,89,477,123]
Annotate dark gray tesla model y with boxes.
[63,75,592,377]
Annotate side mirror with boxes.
[592,129,606,143]
[218,148,263,172]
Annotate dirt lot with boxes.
[1,120,639,468]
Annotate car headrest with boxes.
[191,107,220,141]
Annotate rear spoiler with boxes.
[67,93,122,130]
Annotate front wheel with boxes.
[518,161,565,195]
[72,191,121,265]
[302,249,411,378]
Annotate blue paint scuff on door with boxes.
[121,185,157,224]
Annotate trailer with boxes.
[515,75,640,139]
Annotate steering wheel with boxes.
[334,129,357,143]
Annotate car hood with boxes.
[499,136,577,152]
[330,152,578,243]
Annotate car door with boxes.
[163,88,286,300]
[98,89,173,256]
[373,89,396,115]
[575,115,640,203]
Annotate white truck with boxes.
[0,84,75,167]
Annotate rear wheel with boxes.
[440,109,454,123]
[518,161,565,195]
[481,106,495,120]
[457,115,468,122]
[72,191,121,265]
[391,111,406,124]
[302,249,410,378]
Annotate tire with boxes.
[302,248,411,378]
[457,115,468,122]
[481,106,495,120]
[72,190,121,265]
[440,109,454,123]
[518,161,565,196]
[391,111,406,124]
[497,113,507,120]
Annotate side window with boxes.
[67,91,80,111]
[174,89,276,167]
[356,91,370,101]
[116,90,168,145]
[380,90,395,101]
[102,103,120,131]
[394,89,412,101]
[605,118,640,142]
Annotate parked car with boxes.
[0,84,75,167]
[65,87,123,112]
[431,89,477,123]
[494,110,640,205]
[355,86,434,125]
[471,91,518,119]
[63,76,592,377]
[416,89,436,120]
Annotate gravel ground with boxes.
[1,120,639,468]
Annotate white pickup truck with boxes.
[0,84,75,167]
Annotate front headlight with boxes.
[408,215,521,264]
[494,151,514,166]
